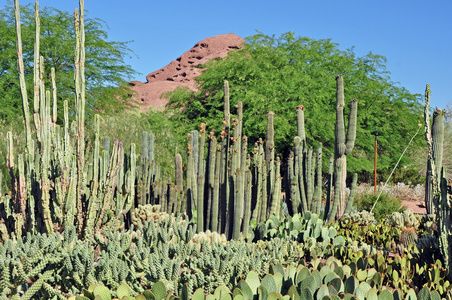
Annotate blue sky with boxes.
[7,0,452,109]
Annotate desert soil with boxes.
[401,199,426,214]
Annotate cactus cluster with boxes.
[285,105,323,217]
[5,0,452,298]
[1,211,451,298]
[2,0,137,241]
[284,76,358,222]
[385,210,420,230]
[75,256,445,300]
[255,212,345,260]
[130,204,171,227]
[3,0,367,245]
[340,210,377,226]
[190,230,227,244]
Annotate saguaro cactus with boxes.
[436,168,452,277]
[422,84,452,279]
[333,75,357,219]
[424,84,445,216]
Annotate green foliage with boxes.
[355,192,403,221]
[90,109,185,179]
[166,32,423,175]
[0,1,138,124]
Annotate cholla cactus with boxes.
[340,210,376,226]
[131,204,170,226]
[189,230,227,250]
[385,210,420,230]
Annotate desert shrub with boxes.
[356,182,424,202]
[356,191,403,221]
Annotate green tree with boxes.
[0,1,138,123]
[167,32,424,178]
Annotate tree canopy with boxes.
[167,32,424,177]
[0,1,138,123]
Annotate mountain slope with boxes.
[129,33,245,111]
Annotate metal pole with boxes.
[374,128,378,193]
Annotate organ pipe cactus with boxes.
[219,80,231,232]
[205,133,217,230]
[175,153,184,214]
[287,107,322,217]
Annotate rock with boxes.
[128,33,245,111]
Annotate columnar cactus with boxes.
[424,88,445,216]
[286,106,323,217]
[4,0,138,239]
[205,133,217,230]
[175,153,184,213]
[218,80,231,233]
[332,75,357,219]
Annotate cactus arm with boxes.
[14,0,33,156]
[296,105,306,151]
[211,145,221,232]
[428,108,445,215]
[335,76,346,157]
[175,154,184,214]
[343,173,358,215]
[219,80,231,233]
[327,166,341,223]
[51,68,57,124]
[205,134,217,230]
[197,173,205,233]
[314,143,323,215]
[242,169,253,236]
[423,84,439,216]
[265,111,275,163]
[345,100,358,155]
[232,168,244,240]
[432,108,445,180]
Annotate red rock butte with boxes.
[128,33,245,111]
